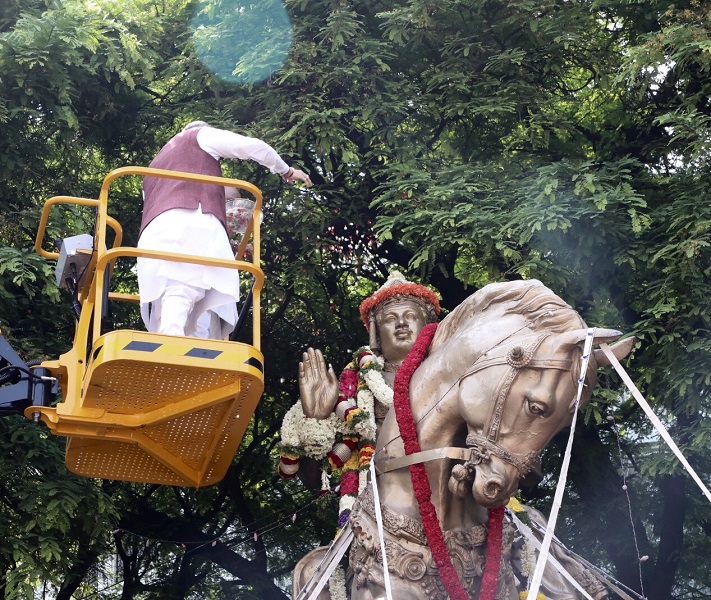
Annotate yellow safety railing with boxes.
[29,167,265,486]
[35,166,263,351]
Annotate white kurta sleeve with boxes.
[196,126,290,175]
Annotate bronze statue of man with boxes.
[279,272,440,598]
[278,272,440,487]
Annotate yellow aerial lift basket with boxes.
[25,167,264,487]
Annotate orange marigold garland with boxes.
[359,281,441,330]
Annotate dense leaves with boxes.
[0,0,709,598]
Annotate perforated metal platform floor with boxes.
[32,330,264,486]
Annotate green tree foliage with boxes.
[0,0,709,598]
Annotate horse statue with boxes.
[293,279,634,599]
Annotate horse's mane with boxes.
[430,279,594,407]
[431,280,584,348]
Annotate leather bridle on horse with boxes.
[376,332,576,477]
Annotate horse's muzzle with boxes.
[471,462,517,507]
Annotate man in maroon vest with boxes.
[137,121,311,338]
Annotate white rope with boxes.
[526,327,596,600]
[514,509,645,600]
[298,524,354,600]
[509,511,594,600]
[599,343,711,504]
[370,460,394,600]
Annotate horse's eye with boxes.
[527,399,548,416]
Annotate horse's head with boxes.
[424,281,634,508]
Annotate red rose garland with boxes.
[481,506,504,599]
[392,323,469,600]
[393,323,503,600]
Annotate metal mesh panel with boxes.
[67,438,189,486]
[85,361,240,413]
[57,331,263,486]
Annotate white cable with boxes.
[599,343,711,504]
[522,512,645,600]
[299,525,354,600]
[509,511,594,600]
[526,328,596,600]
[370,460,394,600]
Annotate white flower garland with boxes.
[321,469,331,493]
[362,363,393,408]
[338,494,357,514]
[358,469,369,494]
[352,351,390,440]
[280,402,345,459]
[520,536,538,580]
[329,566,348,600]
[352,388,376,440]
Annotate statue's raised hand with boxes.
[298,348,339,420]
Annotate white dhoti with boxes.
[137,206,239,339]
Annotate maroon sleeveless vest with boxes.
[140,127,226,235]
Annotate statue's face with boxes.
[375,298,428,364]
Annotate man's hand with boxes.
[283,167,313,187]
[298,347,338,419]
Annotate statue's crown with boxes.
[359,271,441,330]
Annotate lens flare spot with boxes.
[192,0,293,84]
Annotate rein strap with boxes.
[375,447,472,474]
[375,439,538,476]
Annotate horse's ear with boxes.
[556,327,623,349]
[591,328,625,345]
[594,336,636,366]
